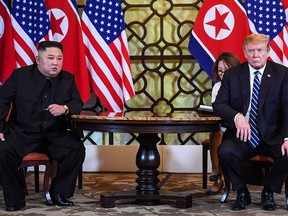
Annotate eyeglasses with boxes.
[218,68,228,74]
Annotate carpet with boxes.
[0,172,287,215]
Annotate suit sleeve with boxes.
[281,71,288,139]
[65,75,84,115]
[0,70,18,132]
[212,70,241,128]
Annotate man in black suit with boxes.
[0,41,85,211]
[213,33,288,211]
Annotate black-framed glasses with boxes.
[218,69,227,74]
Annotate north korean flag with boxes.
[0,0,16,84]
[188,0,250,80]
[45,0,91,102]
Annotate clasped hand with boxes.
[46,104,66,117]
[0,104,66,142]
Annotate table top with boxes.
[71,111,220,121]
[70,111,221,134]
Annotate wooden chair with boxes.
[4,105,54,204]
[220,155,288,209]
[5,104,82,206]
[20,152,53,206]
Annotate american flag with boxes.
[11,0,50,67]
[243,0,288,65]
[81,0,135,112]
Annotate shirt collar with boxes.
[35,67,58,87]
[248,64,266,76]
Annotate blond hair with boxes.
[242,33,270,51]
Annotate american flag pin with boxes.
[267,74,271,77]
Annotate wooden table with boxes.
[71,111,221,208]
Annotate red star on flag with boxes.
[188,0,251,79]
[50,12,64,36]
[206,8,230,38]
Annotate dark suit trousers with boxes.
[0,131,85,206]
[218,137,288,193]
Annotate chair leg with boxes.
[202,144,209,189]
[34,166,40,193]
[78,167,83,189]
[285,178,288,210]
[220,170,231,203]
[21,168,29,195]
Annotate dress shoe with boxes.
[231,192,251,210]
[6,201,26,211]
[50,190,74,206]
[261,191,276,211]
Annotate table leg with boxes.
[100,133,192,208]
[136,133,160,194]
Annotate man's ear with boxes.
[35,56,40,64]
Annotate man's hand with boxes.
[235,113,251,142]
[46,104,66,117]
[281,140,288,156]
[0,132,5,141]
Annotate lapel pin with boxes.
[267,74,271,77]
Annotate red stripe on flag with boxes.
[82,22,124,109]
[270,35,284,62]
[282,26,288,64]
[13,31,35,66]
[81,0,134,112]
[89,75,114,112]
[84,43,124,109]
[109,41,126,88]
[118,35,135,98]
[82,20,123,110]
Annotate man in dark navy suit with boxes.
[0,41,85,211]
[213,34,288,211]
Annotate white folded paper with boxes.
[199,105,213,112]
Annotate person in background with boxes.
[0,41,85,211]
[207,52,240,195]
[213,33,288,211]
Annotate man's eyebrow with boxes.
[46,54,62,57]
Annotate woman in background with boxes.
[207,52,240,195]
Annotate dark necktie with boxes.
[248,71,260,149]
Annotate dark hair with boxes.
[212,52,240,81]
[38,41,63,52]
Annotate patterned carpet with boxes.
[0,172,287,215]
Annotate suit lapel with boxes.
[258,62,273,110]
[240,64,251,114]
